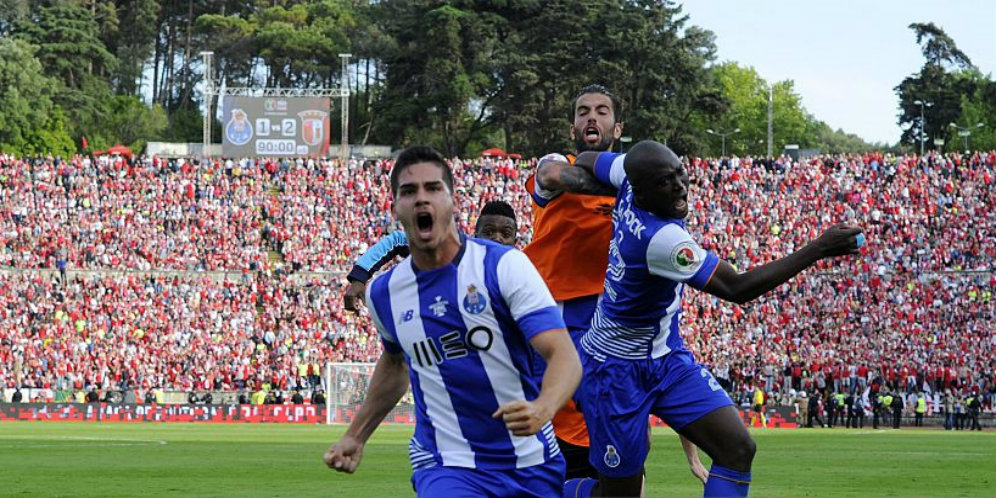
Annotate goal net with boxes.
[325,362,415,425]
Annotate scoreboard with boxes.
[221,96,331,157]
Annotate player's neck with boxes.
[410,228,462,271]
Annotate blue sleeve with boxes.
[593,152,625,188]
[687,252,720,290]
[348,231,410,283]
[516,306,567,341]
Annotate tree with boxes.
[373,1,505,156]
[100,95,168,151]
[0,37,74,156]
[895,22,984,152]
[13,0,117,139]
[110,0,161,95]
[708,63,811,156]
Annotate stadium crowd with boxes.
[0,150,992,415]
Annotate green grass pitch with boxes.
[0,422,992,497]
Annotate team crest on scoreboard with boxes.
[462,284,487,315]
[225,108,253,146]
[299,110,328,146]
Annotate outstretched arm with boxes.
[702,224,863,304]
[344,231,410,312]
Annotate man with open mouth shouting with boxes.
[325,146,582,498]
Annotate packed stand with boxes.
[0,150,992,413]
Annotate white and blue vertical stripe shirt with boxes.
[581,153,720,361]
[365,235,565,471]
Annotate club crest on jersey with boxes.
[604,444,621,468]
[462,284,487,314]
[429,296,449,317]
[671,241,699,273]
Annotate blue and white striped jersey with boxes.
[581,153,720,360]
[365,235,566,471]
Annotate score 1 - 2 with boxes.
[255,118,297,137]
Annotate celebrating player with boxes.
[563,140,864,497]
[323,146,581,498]
[530,85,707,485]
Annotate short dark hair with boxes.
[478,200,517,228]
[389,145,453,197]
[572,84,623,122]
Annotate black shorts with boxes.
[557,437,597,479]
[753,404,763,413]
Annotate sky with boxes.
[679,0,996,145]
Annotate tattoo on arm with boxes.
[559,166,618,196]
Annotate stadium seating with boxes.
[0,150,991,410]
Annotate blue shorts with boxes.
[411,457,565,498]
[576,349,732,478]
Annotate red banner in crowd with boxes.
[0,403,800,427]
[0,403,327,424]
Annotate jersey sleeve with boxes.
[593,152,626,188]
[645,224,719,290]
[495,249,566,340]
[365,274,403,355]
[529,153,569,207]
[347,231,410,283]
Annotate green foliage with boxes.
[370,0,725,157]
[12,1,972,156]
[163,106,207,143]
[708,62,833,156]
[895,22,996,153]
[101,95,169,150]
[0,37,74,156]
[110,0,160,94]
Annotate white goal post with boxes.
[325,362,415,425]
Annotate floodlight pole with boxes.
[914,99,933,156]
[201,51,214,162]
[339,53,352,160]
[767,85,773,158]
[949,122,984,151]
[706,127,741,157]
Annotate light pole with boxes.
[706,128,740,157]
[339,53,352,160]
[913,99,933,156]
[949,122,984,151]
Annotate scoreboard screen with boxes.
[221,96,331,157]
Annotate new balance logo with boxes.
[399,309,414,323]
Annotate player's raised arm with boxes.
[343,231,410,312]
[701,224,864,305]
[535,153,618,197]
